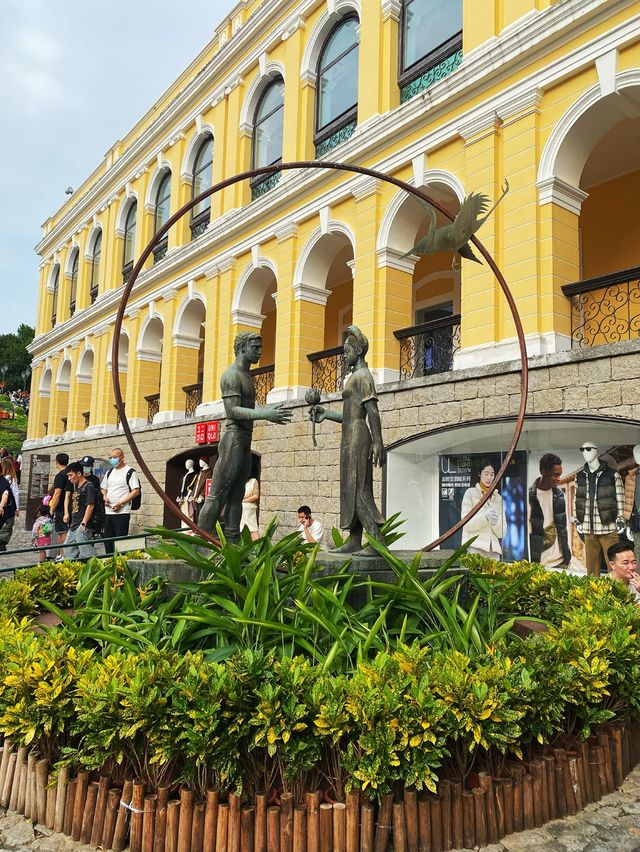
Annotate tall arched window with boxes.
[90,232,101,304]
[122,201,137,283]
[251,78,284,200]
[154,171,171,263]
[315,16,359,156]
[69,251,79,317]
[190,135,213,240]
[51,267,60,327]
[400,0,462,101]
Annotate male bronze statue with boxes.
[198,331,292,541]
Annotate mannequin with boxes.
[177,459,198,527]
[623,444,640,543]
[574,441,625,576]
[192,456,211,523]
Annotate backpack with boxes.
[106,466,141,510]
[90,487,106,533]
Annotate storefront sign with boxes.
[195,421,220,444]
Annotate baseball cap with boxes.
[80,455,95,467]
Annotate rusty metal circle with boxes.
[112,161,529,551]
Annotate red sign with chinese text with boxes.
[195,421,220,444]
[205,478,212,497]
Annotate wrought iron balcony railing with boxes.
[145,393,160,425]
[82,411,90,430]
[153,237,169,264]
[183,382,203,418]
[250,365,275,406]
[307,346,348,395]
[394,315,461,381]
[90,287,98,305]
[122,262,134,285]
[562,266,640,349]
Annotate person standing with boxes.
[48,452,72,558]
[1,458,20,517]
[65,462,97,560]
[100,448,141,554]
[297,505,324,545]
[241,477,260,540]
[0,472,17,552]
[529,453,571,569]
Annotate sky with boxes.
[0,0,237,335]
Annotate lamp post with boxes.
[0,365,7,391]
[21,368,30,391]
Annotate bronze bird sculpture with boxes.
[402,179,510,265]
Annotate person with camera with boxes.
[297,505,324,545]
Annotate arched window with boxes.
[251,78,285,200]
[51,267,60,327]
[190,135,213,240]
[69,251,79,317]
[90,232,101,304]
[154,171,171,263]
[400,0,462,100]
[316,16,359,154]
[122,201,137,282]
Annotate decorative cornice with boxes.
[381,0,401,23]
[350,175,380,200]
[537,176,589,215]
[275,222,298,241]
[458,112,502,142]
[173,333,202,349]
[231,308,265,328]
[136,348,163,363]
[293,282,331,306]
[376,248,417,273]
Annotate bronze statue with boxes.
[402,179,509,265]
[198,331,292,541]
[310,325,386,555]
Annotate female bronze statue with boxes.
[311,325,386,555]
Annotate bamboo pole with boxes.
[555,763,567,818]
[153,788,170,852]
[178,786,195,852]
[544,755,557,820]
[91,774,112,846]
[63,778,77,837]
[72,769,90,841]
[373,793,393,852]
[511,766,523,834]
[494,781,505,840]
[80,780,99,844]
[54,765,69,834]
[417,795,431,852]
[579,742,593,804]
[528,761,543,828]
[333,804,346,852]
[46,775,57,829]
[130,780,147,852]
[450,782,462,851]
[267,806,280,852]
[191,801,206,852]
[229,793,243,852]
[598,732,615,794]
[11,746,27,812]
[280,793,294,852]
[437,781,451,852]
[539,758,549,824]
[590,746,603,803]
[167,800,182,852]
[102,788,122,851]
[612,728,624,788]
[319,803,332,852]
[502,778,513,838]
[576,752,588,809]
[241,806,256,852]
[472,789,487,849]
[143,795,158,852]
[568,756,583,812]
[478,774,498,844]
[294,804,307,852]
[346,792,359,852]
[461,792,474,851]
[403,789,418,852]
[523,774,534,830]
[0,740,12,796]
[561,758,576,816]
[360,804,374,852]
[596,745,608,800]
[428,797,442,852]
[112,778,134,852]
[203,788,219,852]
[36,758,48,825]
[306,792,320,852]
[392,802,407,852]
[24,751,37,818]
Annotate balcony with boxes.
[82,411,90,429]
[122,262,134,285]
[183,382,203,418]
[394,315,461,381]
[153,237,169,264]
[250,364,275,406]
[145,393,160,425]
[562,266,640,349]
[307,346,348,395]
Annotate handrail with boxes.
[562,265,640,297]
[307,345,345,361]
[249,363,275,375]
[394,313,462,340]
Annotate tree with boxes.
[0,324,35,391]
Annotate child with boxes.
[32,505,53,562]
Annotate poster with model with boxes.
[438,451,527,561]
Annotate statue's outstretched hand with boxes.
[371,441,386,467]
[310,406,327,423]
[264,403,293,424]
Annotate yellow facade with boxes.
[27,0,640,444]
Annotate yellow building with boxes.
[24,0,640,554]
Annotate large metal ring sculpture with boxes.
[112,161,529,551]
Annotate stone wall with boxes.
[20,340,640,540]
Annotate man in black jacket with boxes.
[529,453,571,569]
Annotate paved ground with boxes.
[1,768,640,851]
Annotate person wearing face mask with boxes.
[623,444,640,544]
[461,460,507,560]
[79,455,106,538]
[100,448,141,554]
[192,456,211,523]
[177,459,198,526]
[574,442,625,576]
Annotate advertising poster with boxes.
[439,451,527,561]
